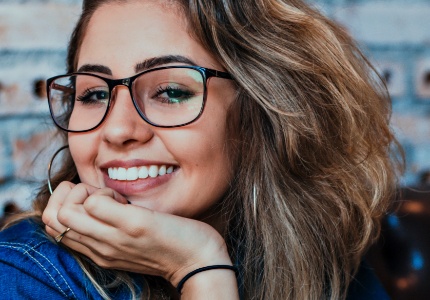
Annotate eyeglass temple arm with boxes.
[207,69,233,80]
[50,83,74,94]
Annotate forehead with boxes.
[77,1,220,74]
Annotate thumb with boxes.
[92,187,129,204]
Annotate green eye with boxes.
[154,86,194,104]
[167,89,186,98]
[77,89,109,104]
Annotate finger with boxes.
[91,187,128,204]
[55,183,103,229]
[42,181,75,232]
[63,183,100,205]
[83,194,152,231]
[45,186,124,244]
[57,193,123,241]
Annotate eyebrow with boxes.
[76,55,197,75]
[135,55,197,73]
[77,64,112,75]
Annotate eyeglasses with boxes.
[46,65,233,132]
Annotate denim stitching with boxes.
[0,242,77,299]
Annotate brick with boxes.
[332,2,430,45]
[392,112,430,145]
[373,60,406,98]
[0,51,66,115]
[10,120,62,182]
[0,181,38,218]
[415,58,430,99]
[0,136,13,181]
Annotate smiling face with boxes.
[68,1,236,221]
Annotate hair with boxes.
[7,0,402,299]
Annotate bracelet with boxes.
[176,264,238,294]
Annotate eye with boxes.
[76,89,109,104]
[153,86,194,104]
[165,89,188,99]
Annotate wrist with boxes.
[176,265,238,294]
[167,228,232,286]
[178,265,239,299]
[169,253,233,288]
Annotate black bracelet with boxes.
[176,264,238,294]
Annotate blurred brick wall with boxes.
[0,0,429,216]
[0,0,81,216]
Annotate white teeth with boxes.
[159,165,166,176]
[117,167,127,180]
[111,168,118,179]
[126,167,138,180]
[138,166,149,179]
[107,165,174,181]
[148,165,158,178]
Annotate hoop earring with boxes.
[47,145,69,195]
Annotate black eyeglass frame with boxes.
[46,65,233,132]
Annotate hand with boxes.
[42,182,233,287]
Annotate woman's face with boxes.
[69,1,236,220]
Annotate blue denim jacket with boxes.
[0,219,140,299]
[0,219,390,299]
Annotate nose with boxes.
[100,86,154,147]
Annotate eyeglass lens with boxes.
[48,68,205,131]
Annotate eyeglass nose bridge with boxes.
[109,77,134,105]
[108,78,142,119]
[108,77,133,99]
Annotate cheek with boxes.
[164,107,233,204]
[68,133,99,183]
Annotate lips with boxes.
[108,165,174,181]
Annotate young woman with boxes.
[0,0,401,299]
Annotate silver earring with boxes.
[47,145,69,195]
[252,184,257,220]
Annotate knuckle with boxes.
[56,181,70,190]
[126,224,146,239]
[95,247,116,261]
[41,210,51,225]
[119,218,145,238]
[74,183,89,195]
[96,187,111,195]
[83,196,98,212]
[95,258,113,269]
[44,224,55,236]
[57,209,71,226]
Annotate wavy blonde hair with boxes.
[8,0,402,299]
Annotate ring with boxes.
[55,227,71,243]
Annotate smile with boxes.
[107,165,174,181]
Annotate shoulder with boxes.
[0,219,102,299]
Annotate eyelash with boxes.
[76,88,107,103]
[154,86,194,100]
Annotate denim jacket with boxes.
[0,219,139,300]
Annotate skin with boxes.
[42,1,239,298]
